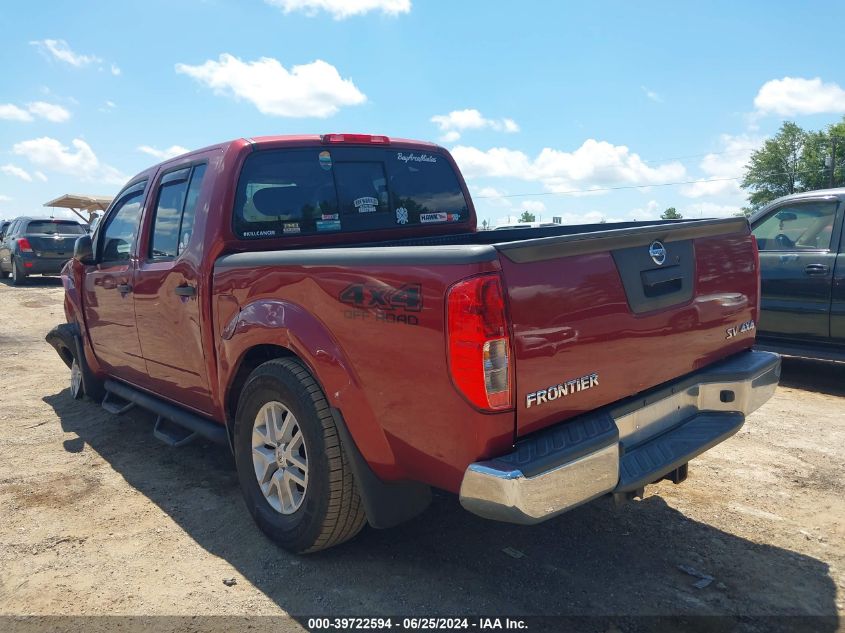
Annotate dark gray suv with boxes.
[0,217,85,285]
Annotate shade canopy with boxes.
[43,193,113,223]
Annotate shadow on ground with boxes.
[43,389,838,632]
[779,357,845,397]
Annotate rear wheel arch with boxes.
[225,344,301,423]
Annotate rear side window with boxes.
[150,164,207,259]
[26,220,85,235]
[232,147,468,238]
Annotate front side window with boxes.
[101,187,145,262]
[752,201,838,251]
[233,147,468,238]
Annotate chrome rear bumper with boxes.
[459,350,780,524]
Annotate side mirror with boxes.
[74,234,95,264]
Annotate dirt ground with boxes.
[0,278,843,631]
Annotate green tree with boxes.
[661,207,683,219]
[518,210,536,222]
[741,121,806,211]
[799,117,845,191]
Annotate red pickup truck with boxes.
[47,134,780,553]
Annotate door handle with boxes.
[174,284,196,297]
[804,264,830,276]
[117,283,132,294]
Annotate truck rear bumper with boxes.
[459,350,780,524]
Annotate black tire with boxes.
[234,358,366,553]
[45,323,106,402]
[0,264,8,279]
[10,257,26,286]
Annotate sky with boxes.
[2,0,845,227]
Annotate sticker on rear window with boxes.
[318,151,332,171]
[420,212,448,223]
[354,197,378,213]
[322,213,339,220]
[243,230,277,238]
[397,152,437,164]
[283,223,301,234]
[316,219,341,231]
[395,207,409,225]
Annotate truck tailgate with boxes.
[494,218,759,436]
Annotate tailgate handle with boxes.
[117,283,132,295]
[804,263,830,276]
[640,265,683,298]
[174,284,196,297]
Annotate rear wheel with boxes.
[10,258,26,286]
[234,358,366,553]
[0,262,8,279]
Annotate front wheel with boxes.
[234,358,366,553]
[69,358,84,400]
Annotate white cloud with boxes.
[0,194,11,202]
[30,39,102,67]
[681,133,762,198]
[474,186,511,206]
[641,86,663,103]
[34,171,48,182]
[1,164,33,182]
[265,0,410,19]
[430,109,520,142]
[1,101,71,122]
[110,64,121,76]
[138,145,191,160]
[518,200,546,214]
[754,77,845,116]
[176,54,367,118]
[0,104,33,122]
[27,101,71,122]
[452,139,685,194]
[683,202,741,218]
[12,137,126,186]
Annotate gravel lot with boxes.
[0,278,842,631]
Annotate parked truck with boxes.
[47,134,780,553]
[750,187,845,361]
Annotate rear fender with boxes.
[218,299,398,475]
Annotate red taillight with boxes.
[18,237,33,253]
[321,133,390,144]
[751,235,761,323]
[447,274,513,411]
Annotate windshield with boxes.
[233,147,469,238]
[27,220,85,235]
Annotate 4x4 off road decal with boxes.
[340,282,422,326]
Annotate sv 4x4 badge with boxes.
[726,319,755,339]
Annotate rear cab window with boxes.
[232,147,468,239]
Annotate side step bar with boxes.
[103,379,228,446]
[101,391,136,415]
